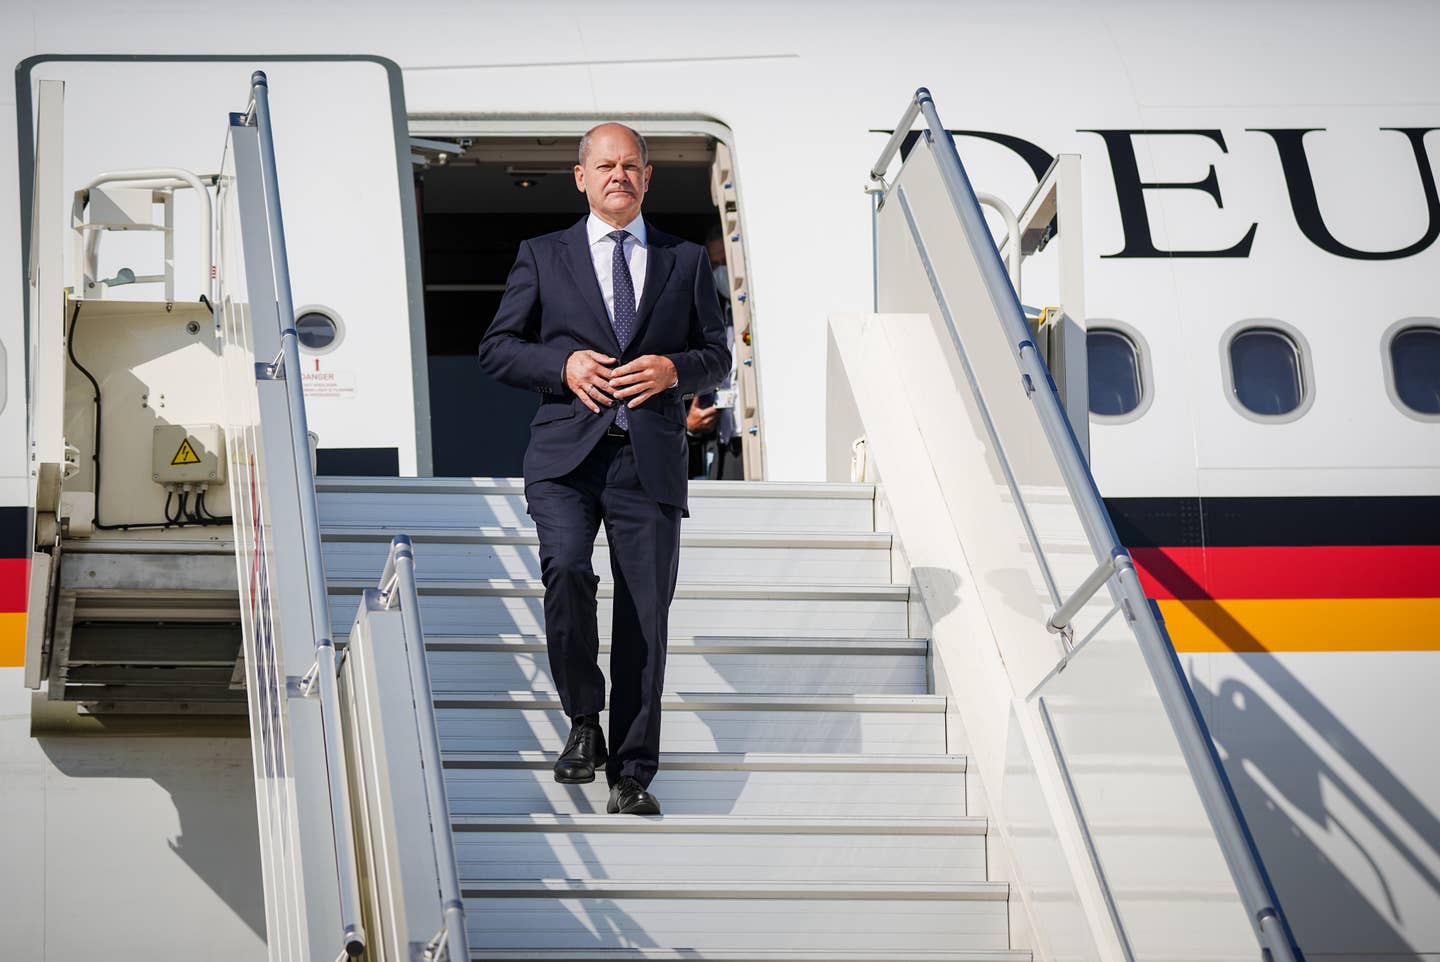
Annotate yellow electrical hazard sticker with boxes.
[171,438,202,466]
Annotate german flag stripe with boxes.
[1158,598,1440,653]
[1108,495,1440,652]
[0,506,26,558]
[1132,545,1440,600]
[0,506,30,668]
[0,612,25,668]
[0,557,27,611]
[1106,496,1440,548]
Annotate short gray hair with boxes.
[578,123,648,167]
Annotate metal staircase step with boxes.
[320,527,894,585]
[315,477,877,533]
[434,693,947,755]
[451,814,987,883]
[442,752,967,817]
[427,636,927,655]
[315,475,1023,956]
[461,880,1011,953]
[469,952,1031,962]
[424,636,927,695]
[328,581,910,640]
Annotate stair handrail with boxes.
[870,88,1304,962]
[377,535,470,962]
[242,70,366,960]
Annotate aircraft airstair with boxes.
[22,70,1309,962]
[317,475,1014,959]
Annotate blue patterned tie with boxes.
[608,230,636,430]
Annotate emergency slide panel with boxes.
[857,90,1302,962]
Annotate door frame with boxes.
[408,114,767,480]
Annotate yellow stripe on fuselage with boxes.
[0,611,27,667]
[1158,598,1440,653]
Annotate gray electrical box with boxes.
[152,424,225,485]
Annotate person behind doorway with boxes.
[477,123,730,815]
[686,225,743,480]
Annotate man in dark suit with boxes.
[478,123,730,815]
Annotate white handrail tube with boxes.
[975,192,1021,292]
[379,535,469,962]
[78,167,213,300]
[873,87,1304,962]
[248,70,366,959]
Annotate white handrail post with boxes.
[248,69,366,960]
[380,535,470,962]
[871,85,1306,962]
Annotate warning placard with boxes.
[302,369,357,400]
[171,438,202,466]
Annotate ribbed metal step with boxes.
[469,952,1031,962]
[321,527,894,585]
[424,636,928,695]
[328,581,910,640]
[442,751,967,817]
[313,475,1023,956]
[461,880,1012,953]
[452,814,987,883]
[315,478,877,533]
[434,693,947,755]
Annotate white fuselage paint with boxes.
[1,2,1437,960]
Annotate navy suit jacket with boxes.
[478,217,731,509]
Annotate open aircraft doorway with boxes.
[412,124,761,479]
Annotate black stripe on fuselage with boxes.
[0,506,27,558]
[1104,496,1440,548]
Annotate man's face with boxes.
[575,125,651,227]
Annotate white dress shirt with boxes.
[587,212,647,324]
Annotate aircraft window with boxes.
[1388,323,1440,417]
[295,307,344,355]
[1088,329,1143,416]
[1227,326,1308,418]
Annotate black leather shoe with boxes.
[607,776,661,815]
[554,715,606,784]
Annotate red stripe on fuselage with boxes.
[0,557,28,611]
[1131,545,1440,600]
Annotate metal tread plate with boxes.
[328,579,910,601]
[442,751,966,772]
[434,692,946,712]
[316,477,878,499]
[468,952,1031,962]
[450,815,986,834]
[320,526,893,550]
[425,636,928,655]
[461,879,1009,900]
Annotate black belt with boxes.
[604,424,630,440]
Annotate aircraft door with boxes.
[710,142,763,479]
[19,57,429,479]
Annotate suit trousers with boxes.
[525,434,683,788]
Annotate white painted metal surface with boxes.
[315,479,1030,960]
[218,106,349,962]
[3,17,1436,961]
[315,479,878,533]
[327,583,911,641]
[320,528,894,585]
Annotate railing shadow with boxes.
[38,735,267,943]
[1140,549,1436,957]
